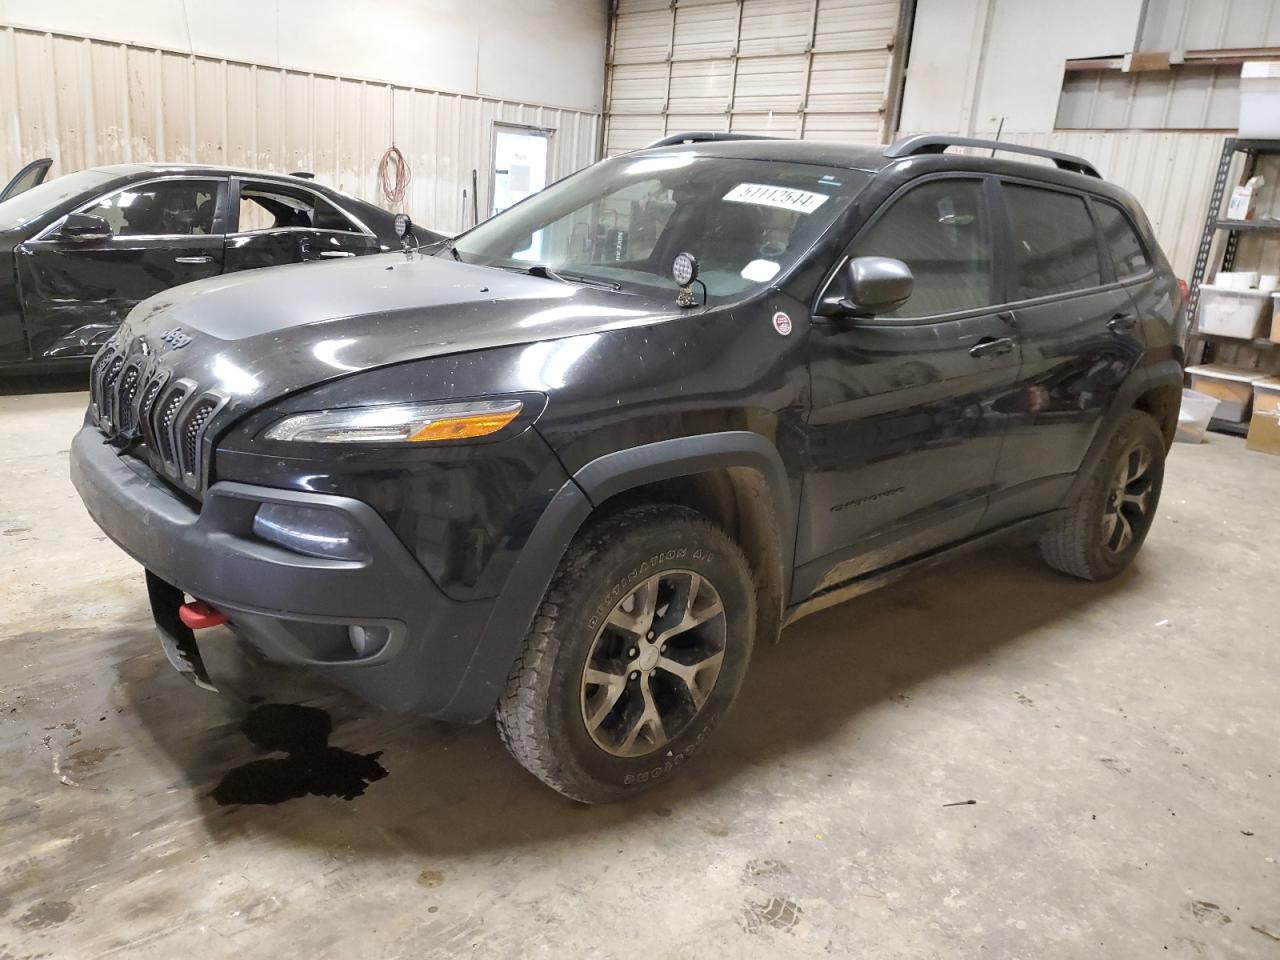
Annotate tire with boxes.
[495,504,756,803]
[1038,409,1166,581]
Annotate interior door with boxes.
[491,126,549,219]
[794,176,1024,601]
[14,177,226,359]
[224,180,378,272]
[981,182,1147,527]
[1,158,52,202]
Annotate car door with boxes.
[0,158,52,202]
[793,175,1024,601]
[223,179,379,273]
[979,181,1146,528]
[14,176,227,359]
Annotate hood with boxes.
[111,251,681,410]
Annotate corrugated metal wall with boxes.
[0,25,601,235]
[1137,0,1280,51]
[604,0,904,155]
[1055,65,1241,130]
[919,130,1229,278]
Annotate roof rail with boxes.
[289,170,316,179]
[884,135,1101,178]
[644,131,780,149]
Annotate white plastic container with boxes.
[1240,62,1280,138]
[1186,364,1269,422]
[1197,284,1270,338]
[1175,389,1220,443]
[1271,293,1280,343]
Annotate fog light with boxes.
[252,503,368,562]
[348,624,390,658]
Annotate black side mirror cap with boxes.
[819,256,914,318]
[58,212,113,242]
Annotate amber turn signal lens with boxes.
[407,406,522,442]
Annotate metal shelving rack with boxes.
[1184,137,1280,437]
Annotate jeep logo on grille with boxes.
[159,327,192,350]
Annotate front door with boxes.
[794,176,1023,601]
[224,179,379,273]
[15,177,226,359]
[981,181,1147,527]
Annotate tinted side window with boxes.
[850,178,993,318]
[1094,200,1151,281]
[1003,184,1102,299]
[82,180,219,236]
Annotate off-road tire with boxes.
[495,504,755,803]
[1039,409,1166,581]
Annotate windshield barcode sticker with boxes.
[723,183,829,214]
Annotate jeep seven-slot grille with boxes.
[89,338,225,495]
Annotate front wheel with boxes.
[495,504,756,803]
[1039,409,1166,581]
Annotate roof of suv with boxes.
[631,138,891,173]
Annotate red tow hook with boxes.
[178,600,227,630]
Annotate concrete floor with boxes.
[1,384,1277,960]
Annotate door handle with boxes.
[318,251,356,258]
[1107,312,1137,334]
[174,255,213,264]
[969,336,1015,358]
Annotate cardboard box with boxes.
[1246,408,1280,456]
[1254,377,1280,417]
[1186,364,1268,422]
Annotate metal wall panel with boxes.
[1138,0,1280,52]
[1056,65,1243,130]
[604,0,904,154]
[0,25,599,235]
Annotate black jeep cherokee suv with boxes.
[71,134,1184,802]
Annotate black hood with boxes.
[111,251,682,409]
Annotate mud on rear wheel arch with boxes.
[572,431,795,646]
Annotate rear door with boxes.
[15,176,227,359]
[0,158,52,202]
[795,175,1024,600]
[981,180,1145,527]
[224,179,378,272]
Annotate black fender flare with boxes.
[441,430,794,721]
[1065,359,1183,504]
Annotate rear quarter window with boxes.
[1094,200,1152,281]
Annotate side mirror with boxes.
[58,212,112,243]
[820,256,913,318]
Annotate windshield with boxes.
[450,154,870,303]
[0,168,120,232]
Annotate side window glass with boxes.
[235,187,360,234]
[1094,200,1151,281]
[82,180,219,236]
[849,178,994,318]
[1003,184,1102,298]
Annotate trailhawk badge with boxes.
[772,311,793,336]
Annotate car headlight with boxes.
[261,399,523,444]
[252,503,368,561]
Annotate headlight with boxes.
[262,399,523,444]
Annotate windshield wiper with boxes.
[424,236,462,261]
[522,263,621,291]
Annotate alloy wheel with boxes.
[580,570,727,758]
[1102,443,1154,554]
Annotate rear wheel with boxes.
[1039,409,1166,581]
[495,504,755,803]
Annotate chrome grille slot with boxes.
[115,364,142,435]
[153,387,188,468]
[136,372,168,448]
[180,397,219,478]
[89,348,114,418]
[100,355,125,427]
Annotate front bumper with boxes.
[70,423,509,719]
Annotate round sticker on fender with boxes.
[772,311,793,336]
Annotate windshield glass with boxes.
[450,154,870,303]
[0,169,119,232]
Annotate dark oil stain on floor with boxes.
[211,703,388,806]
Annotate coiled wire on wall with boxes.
[378,144,410,207]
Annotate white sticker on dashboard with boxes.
[741,259,781,282]
[723,183,829,214]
